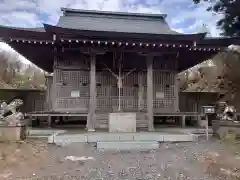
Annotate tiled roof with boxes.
[57,8,180,35]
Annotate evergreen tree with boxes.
[193,0,240,37]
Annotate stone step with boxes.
[49,133,198,144]
[97,141,159,151]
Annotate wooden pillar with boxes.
[45,75,53,111]
[147,55,154,131]
[181,115,186,128]
[138,71,144,111]
[87,53,96,132]
[174,77,180,112]
[48,115,52,128]
[28,115,33,127]
[52,46,58,112]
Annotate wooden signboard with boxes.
[156,92,165,99]
[71,91,80,97]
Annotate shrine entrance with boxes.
[95,52,147,113]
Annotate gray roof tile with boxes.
[57,9,180,35]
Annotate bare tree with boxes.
[0,50,45,89]
[178,45,240,109]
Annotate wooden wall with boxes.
[53,57,90,112]
[49,52,179,113]
[179,92,218,112]
[24,91,46,112]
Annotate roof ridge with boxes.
[61,8,167,19]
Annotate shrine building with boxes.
[0,8,239,131]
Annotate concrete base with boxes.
[87,129,96,132]
[29,129,66,139]
[109,113,136,132]
[49,132,199,145]
[158,128,213,135]
[97,141,159,151]
[0,125,27,142]
[199,120,208,128]
[212,120,240,139]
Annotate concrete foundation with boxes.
[109,113,136,132]
[48,132,199,144]
[97,141,159,151]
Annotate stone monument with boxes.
[0,99,24,125]
[0,99,26,141]
[109,112,136,133]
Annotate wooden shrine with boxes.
[0,8,239,131]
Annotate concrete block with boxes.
[109,113,136,132]
[97,141,159,151]
[87,134,119,142]
[133,134,164,141]
[52,135,87,144]
[29,129,65,136]
[163,134,198,142]
[118,134,134,141]
[48,134,55,143]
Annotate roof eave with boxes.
[43,24,206,42]
[0,25,51,41]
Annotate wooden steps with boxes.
[95,113,109,129]
[136,112,148,129]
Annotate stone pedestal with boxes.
[109,113,136,132]
[199,120,208,128]
[212,120,240,140]
[0,124,27,142]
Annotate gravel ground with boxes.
[17,138,235,180]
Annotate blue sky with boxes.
[0,0,222,36]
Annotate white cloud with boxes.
[2,11,41,27]
[0,0,221,36]
[170,1,222,36]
